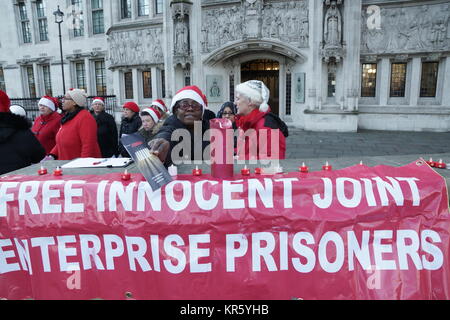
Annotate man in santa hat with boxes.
[148,85,211,166]
[90,97,118,158]
[31,95,62,154]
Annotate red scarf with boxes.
[235,108,268,131]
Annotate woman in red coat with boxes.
[48,89,101,160]
[234,80,289,160]
[31,96,62,153]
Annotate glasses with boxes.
[177,102,202,111]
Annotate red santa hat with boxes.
[0,90,10,113]
[141,107,162,124]
[151,99,168,113]
[92,97,105,105]
[123,101,140,113]
[38,96,56,112]
[170,85,208,113]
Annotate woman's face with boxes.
[92,102,104,114]
[62,93,77,112]
[175,99,202,127]
[123,108,134,119]
[141,115,156,131]
[38,104,53,116]
[234,93,253,116]
[221,106,236,123]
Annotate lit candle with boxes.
[426,158,435,167]
[38,166,48,175]
[168,165,178,177]
[254,167,262,175]
[121,169,131,181]
[192,166,202,176]
[241,165,250,176]
[299,162,309,173]
[322,161,332,171]
[359,160,363,165]
[436,159,447,169]
[53,166,62,176]
[275,165,283,174]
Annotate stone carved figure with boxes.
[174,15,189,53]
[324,0,342,48]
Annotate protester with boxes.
[151,99,169,120]
[0,90,45,175]
[217,101,237,128]
[118,101,142,157]
[90,97,118,158]
[31,96,62,154]
[47,89,101,160]
[148,85,211,166]
[234,80,289,159]
[139,107,163,144]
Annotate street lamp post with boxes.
[53,6,66,94]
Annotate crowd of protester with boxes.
[0,79,288,175]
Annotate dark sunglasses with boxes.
[177,102,202,111]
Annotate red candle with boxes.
[322,161,332,171]
[426,158,435,167]
[254,167,262,175]
[299,162,309,173]
[53,166,62,176]
[192,166,202,176]
[436,159,447,169]
[38,166,48,175]
[241,165,250,176]
[121,169,131,181]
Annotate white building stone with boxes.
[0,0,449,131]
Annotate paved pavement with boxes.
[285,129,450,159]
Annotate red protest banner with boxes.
[0,160,449,300]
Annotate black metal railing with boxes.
[10,95,117,121]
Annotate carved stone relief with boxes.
[361,3,450,54]
[201,0,309,53]
[321,0,344,63]
[108,28,164,67]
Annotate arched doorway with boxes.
[241,59,280,115]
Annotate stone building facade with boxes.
[0,0,449,131]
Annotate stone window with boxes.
[36,0,48,41]
[0,67,5,92]
[361,63,377,97]
[25,66,36,98]
[160,69,166,98]
[138,0,149,16]
[390,63,407,98]
[327,71,336,98]
[71,0,84,37]
[229,74,234,102]
[18,1,32,43]
[121,0,132,19]
[124,71,133,99]
[94,60,106,96]
[420,62,439,98]
[42,64,52,96]
[155,0,163,14]
[75,62,86,91]
[142,71,152,99]
[286,72,292,115]
[91,0,104,34]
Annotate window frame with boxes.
[41,64,52,96]
[419,61,439,98]
[24,65,37,98]
[17,1,32,44]
[94,59,107,96]
[121,0,132,19]
[124,71,134,100]
[0,66,6,92]
[35,0,48,42]
[138,0,150,17]
[389,62,407,98]
[360,63,378,98]
[142,70,152,100]
[91,0,104,35]
[74,61,87,92]
[71,0,85,38]
[155,0,163,15]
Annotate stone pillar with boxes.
[442,56,450,106]
[409,57,422,107]
[132,68,140,103]
[84,58,92,95]
[379,58,390,106]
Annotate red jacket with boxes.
[32,111,62,154]
[50,109,101,160]
[235,108,289,160]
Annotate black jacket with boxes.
[0,113,46,175]
[91,111,118,158]
[152,115,210,167]
[118,113,142,157]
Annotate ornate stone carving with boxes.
[201,0,309,53]
[321,0,344,63]
[171,1,193,68]
[108,28,164,67]
[361,3,450,54]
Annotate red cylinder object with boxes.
[38,167,48,175]
[254,167,262,175]
[209,118,234,179]
[53,167,62,176]
[241,166,250,176]
[192,167,202,176]
[121,169,131,181]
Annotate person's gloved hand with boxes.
[41,155,55,162]
[148,138,170,163]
